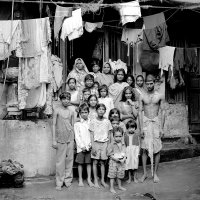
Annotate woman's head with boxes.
[114,68,126,83]
[87,94,98,108]
[108,108,121,121]
[74,58,86,71]
[121,86,135,102]
[67,78,76,90]
[99,84,108,98]
[102,62,112,74]
[126,74,135,88]
[136,75,144,88]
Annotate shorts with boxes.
[108,159,125,179]
[91,141,108,160]
[75,151,91,164]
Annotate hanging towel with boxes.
[159,46,175,75]
[54,5,73,40]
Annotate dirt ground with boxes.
[0,157,200,200]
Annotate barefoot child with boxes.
[107,127,126,194]
[124,119,140,184]
[52,92,74,191]
[74,103,94,187]
[89,103,113,188]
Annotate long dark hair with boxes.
[114,68,126,83]
[108,108,121,121]
[87,94,98,108]
[121,86,136,102]
[126,74,135,88]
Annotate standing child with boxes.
[90,63,101,82]
[74,103,94,187]
[109,116,121,143]
[87,94,98,120]
[52,92,74,191]
[124,119,140,184]
[83,74,99,97]
[98,84,114,119]
[89,103,113,188]
[107,127,126,194]
[80,88,91,104]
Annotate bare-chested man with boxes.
[138,74,165,183]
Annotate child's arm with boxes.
[52,109,58,148]
[71,111,75,127]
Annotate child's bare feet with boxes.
[65,182,72,188]
[87,179,94,187]
[139,174,147,183]
[101,180,109,188]
[134,178,139,183]
[94,180,100,188]
[126,179,131,184]
[110,188,117,194]
[153,174,160,183]
[78,181,84,187]
[118,186,126,191]
[56,186,62,191]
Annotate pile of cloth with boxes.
[109,59,128,74]
[0,159,24,188]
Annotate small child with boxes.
[84,74,99,97]
[93,81,100,94]
[109,116,120,143]
[87,94,98,120]
[90,63,101,82]
[98,84,114,119]
[80,88,91,104]
[124,119,140,184]
[107,127,126,194]
[89,103,113,188]
[52,92,74,191]
[74,103,94,187]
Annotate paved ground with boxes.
[0,157,200,200]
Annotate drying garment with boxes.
[36,83,47,108]
[143,12,169,50]
[52,61,63,90]
[121,28,143,45]
[184,48,198,72]
[174,48,184,71]
[61,8,83,41]
[109,59,128,74]
[44,81,53,115]
[0,20,21,60]
[141,115,162,176]
[54,5,73,40]
[16,17,51,58]
[159,46,175,76]
[84,22,103,33]
[117,1,141,26]
[92,37,103,60]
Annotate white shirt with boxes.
[74,118,91,153]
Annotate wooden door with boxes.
[188,74,200,133]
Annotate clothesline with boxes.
[1,0,200,10]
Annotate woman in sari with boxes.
[96,62,114,87]
[66,58,89,91]
[135,75,146,100]
[109,68,129,107]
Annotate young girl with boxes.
[135,75,146,100]
[87,94,98,120]
[109,68,129,107]
[117,86,138,125]
[96,62,114,87]
[90,63,101,82]
[124,120,140,184]
[126,74,135,88]
[98,84,114,119]
[108,108,126,133]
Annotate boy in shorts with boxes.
[74,103,94,187]
[107,127,126,194]
[89,103,113,188]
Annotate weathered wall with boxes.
[0,120,56,177]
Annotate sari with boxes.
[96,73,114,87]
[66,58,89,90]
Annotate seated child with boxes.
[74,103,94,187]
[124,119,140,184]
[107,127,126,194]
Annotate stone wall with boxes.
[0,120,56,177]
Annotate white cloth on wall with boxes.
[61,8,83,41]
[109,59,128,74]
[117,1,141,26]
[159,46,175,75]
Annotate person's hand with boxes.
[119,158,125,164]
[127,99,134,106]
[91,148,97,156]
[160,129,164,138]
[52,140,58,149]
[81,147,87,152]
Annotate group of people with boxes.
[52,58,166,194]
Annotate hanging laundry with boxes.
[92,37,103,60]
[84,22,103,33]
[109,59,127,74]
[159,46,175,76]
[116,1,141,26]
[0,20,21,60]
[54,5,73,40]
[36,83,47,108]
[174,48,184,71]
[61,8,83,41]
[184,48,198,72]
[44,80,53,115]
[143,12,169,50]
[16,17,51,58]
